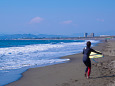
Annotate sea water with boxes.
[0,40,99,86]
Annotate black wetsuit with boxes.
[83,47,102,72]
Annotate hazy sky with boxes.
[0,0,115,35]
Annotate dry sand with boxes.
[6,40,115,86]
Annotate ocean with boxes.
[0,40,99,86]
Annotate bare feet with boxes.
[87,76,90,79]
[84,74,86,77]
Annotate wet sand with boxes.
[6,40,115,86]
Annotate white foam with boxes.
[0,59,70,70]
[0,40,98,70]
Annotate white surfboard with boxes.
[89,51,103,58]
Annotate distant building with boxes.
[84,33,88,38]
[90,33,94,37]
[86,33,94,37]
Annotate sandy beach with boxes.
[6,40,115,86]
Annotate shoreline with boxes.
[6,40,115,86]
[0,39,98,86]
[1,36,114,40]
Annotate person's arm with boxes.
[83,49,84,54]
[91,48,102,54]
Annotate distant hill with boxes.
[0,34,68,40]
[37,34,67,38]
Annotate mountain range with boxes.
[0,34,69,39]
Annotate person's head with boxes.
[86,41,91,47]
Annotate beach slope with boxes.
[6,41,115,86]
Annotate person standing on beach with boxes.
[83,41,102,79]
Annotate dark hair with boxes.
[87,41,91,47]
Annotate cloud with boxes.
[29,17,43,24]
[61,20,72,24]
[96,18,104,22]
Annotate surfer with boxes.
[83,41,102,79]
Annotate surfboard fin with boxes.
[92,59,98,63]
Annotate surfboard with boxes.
[89,51,103,58]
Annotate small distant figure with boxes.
[105,39,107,42]
[82,41,102,79]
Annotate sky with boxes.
[0,0,115,36]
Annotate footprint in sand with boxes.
[61,83,70,86]
[74,80,78,82]
[70,79,78,83]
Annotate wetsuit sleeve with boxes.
[91,48,102,54]
[83,49,84,54]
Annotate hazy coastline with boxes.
[1,36,114,41]
[6,40,115,86]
